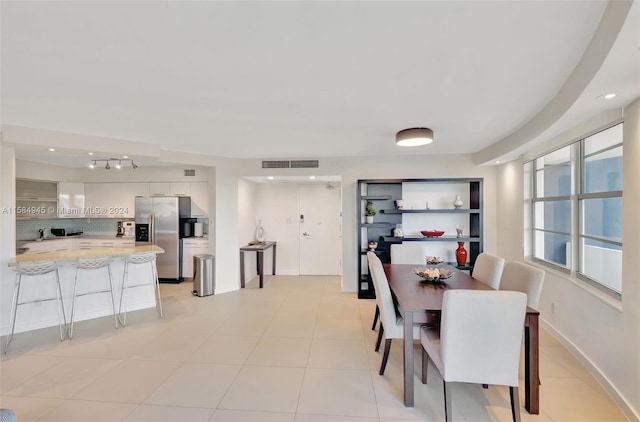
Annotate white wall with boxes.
[238,178,259,281]
[496,99,640,421]
[0,143,17,337]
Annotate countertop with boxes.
[10,245,164,265]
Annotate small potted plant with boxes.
[365,201,376,224]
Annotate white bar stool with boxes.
[5,260,67,354]
[69,256,118,339]
[118,252,163,326]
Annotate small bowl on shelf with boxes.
[368,241,378,251]
[421,230,445,238]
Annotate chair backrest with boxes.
[440,290,527,386]
[499,261,545,309]
[471,253,505,289]
[15,260,58,276]
[126,252,156,264]
[390,243,429,265]
[367,252,403,339]
[76,256,111,270]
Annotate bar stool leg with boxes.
[69,267,80,339]
[118,261,130,327]
[5,274,22,354]
[152,259,163,318]
[107,264,118,329]
[55,268,68,341]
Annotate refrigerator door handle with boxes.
[150,213,154,244]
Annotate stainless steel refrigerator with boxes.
[135,196,191,281]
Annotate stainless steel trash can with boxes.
[192,254,215,297]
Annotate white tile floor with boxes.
[0,275,629,422]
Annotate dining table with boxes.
[384,263,540,414]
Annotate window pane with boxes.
[534,200,571,233]
[579,237,622,294]
[584,146,622,193]
[534,230,570,268]
[580,197,622,242]
[584,123,622,155]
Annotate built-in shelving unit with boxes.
[357,178,483,299]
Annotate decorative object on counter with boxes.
[426,256,444,264]
[455,241,467,266]
[453,194,463,209]
[368,241,378,251]
[364,201,376,224]
[395,127,434,147]
[89,158,138,170]
[393,224,404,237]
[255,220,265,242]
[456,225,464,238]
[414,266,454,283]
[421,230,445,237]
[395,199,404,209]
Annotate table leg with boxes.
[403,310,415,407]
[272,244,277,275]
[258,251,264,288]
[240,251,245,288]
[524,313,540,414]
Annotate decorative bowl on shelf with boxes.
[426,256,444,265]
[414,267,454,283]
[421,230,445,237]
[368,241,378,251]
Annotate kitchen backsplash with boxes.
[16,218,134,240]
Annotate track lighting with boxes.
[88,158,138,170]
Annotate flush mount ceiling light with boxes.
[88,158,138,170]
[395,127,434,147]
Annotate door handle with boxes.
[302,232,310,237]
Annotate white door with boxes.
[299,184,342,275]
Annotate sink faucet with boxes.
[38,228,45,239]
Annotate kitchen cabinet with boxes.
[189,182,209,217]
[21,239,72,254]
[357,178,483,299]
[182,238,210,279]
[85,183,148,218]
[149,182,191,196]
[15,179,58,220]
[58,182,85,218]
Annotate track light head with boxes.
[105,161,111,170]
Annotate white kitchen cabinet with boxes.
[182,238,210,279]
[85,183,148,218]
[72,237,136,250]
[15,179,58,220]
[171,183,190,196]
[149,182,171,196]
[58,182,85,218]
[22,239,72,254]
[189,182,209,217]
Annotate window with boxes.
[526,123,623,298]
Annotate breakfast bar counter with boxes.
[10,244,164,265]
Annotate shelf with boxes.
[360,223,393,228]
[381,209,480,214]
[361,195,392,201]
[382,235,480,242]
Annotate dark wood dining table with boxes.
[384,263,540,414]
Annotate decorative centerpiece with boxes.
[453,194,463,209]
[455,242,467,266]
[426,256,443,265]
[414,267,454,283]
[421,230,445,237]
[365,201,376,224]
[368,241,378,251]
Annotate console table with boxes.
[239,241,277,288]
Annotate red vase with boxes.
[455,242,467,266]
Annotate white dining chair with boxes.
[471,252,505,289]
[499,261,545,309]
[420,290,528,422]
[390,243,430,265]
[368,252,424,375]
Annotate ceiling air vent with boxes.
[262,160,290,169]
[184,169,196,176]
[291,160,319,168]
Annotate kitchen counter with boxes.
[10,244,164,265]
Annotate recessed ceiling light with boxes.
[495,160,501,164]
[123,155,128,159]
[309,176,316,180]
[267,176,274,180]
[48,148,55,152]
[88,152,94,156]
[604,93,616,99]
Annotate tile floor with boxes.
[0,275,628,421]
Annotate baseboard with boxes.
[540,318,640,422]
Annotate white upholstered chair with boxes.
[420,290,528,422]
[471,252,505,289]
[367,252,424,375]
[390,243,429,265]
[499,261,545,309]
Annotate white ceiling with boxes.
[1,1,639,166]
